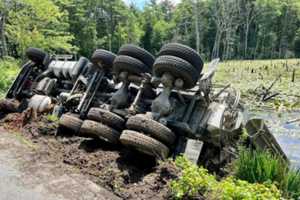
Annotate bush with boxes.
[234,148,286,184]
[46,114,59,123]
[284,169,300,199]
[170,156,282,200]
[0,58,20,97]
[234,148,300,199]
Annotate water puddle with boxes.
[248,111,300,168]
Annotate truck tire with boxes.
[118,44,155,68]
[158,43,204,73]
[87,108,125,130]
[126,114,176,146]
[153,55,199,89]
[113,55,151,76]
[91,49,116,69]
[79,120,120,144]
[26,47,48,65]
[120,130,169,159]
[59,114,83,134]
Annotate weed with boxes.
[234,148,300,199]
[234,148,286,184]
[47,114,59,123]
[170,156,281,200]
[0,57,20,97]
[284,169,300,199]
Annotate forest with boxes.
[0,0,300,61]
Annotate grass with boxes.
[13,131,37,150]
[234,148,300,199]
[170,156,282,200]
[0,57,20,97]
[46,114,59,123]
[208,59,300,110]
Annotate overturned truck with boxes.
[0,43,288,168]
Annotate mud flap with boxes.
[183,139,204,164]
[245,118,289,163]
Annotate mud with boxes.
[0,113,179,200]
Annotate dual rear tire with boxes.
[91,49,116,70]
[113,44,154,76]
[59,111,121,144]
[120,130,169,159]
[120,114,176,159]
[154,43,204,89]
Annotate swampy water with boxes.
[249,110,300,168]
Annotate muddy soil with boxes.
[0,113,179,200]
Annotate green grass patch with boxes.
[234,148,300,199]
[170,156,282,200]
[13,131,37,150]
[0,57,20,97]
[46,114,59,123]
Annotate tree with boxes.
[0,0,10,57]
[6,0,76,58]
[211,0,241,59]
[1,0,300,60]
[294,29,300,57]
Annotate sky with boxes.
[123,0,181,9]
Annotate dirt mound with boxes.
[0,113,179,200]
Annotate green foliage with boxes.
[210,177,281,200]
[284,169,300,199]
[294,29,300,57]
[6,0,77,57]
[171,156,216,198]
[234,148,287,184]
[170,156,282,200]
[46,114,59,123]
[0,58,20,97]
[1,0,300,59]
[234,148,300,199]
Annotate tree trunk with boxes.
[212,29,222,59]
[279,7,289,58]
[194,0,200,53]
[244,22,249,58]
[0,14,8,57]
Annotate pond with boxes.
[248,110,300,168]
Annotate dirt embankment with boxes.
[0,112,179,200]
